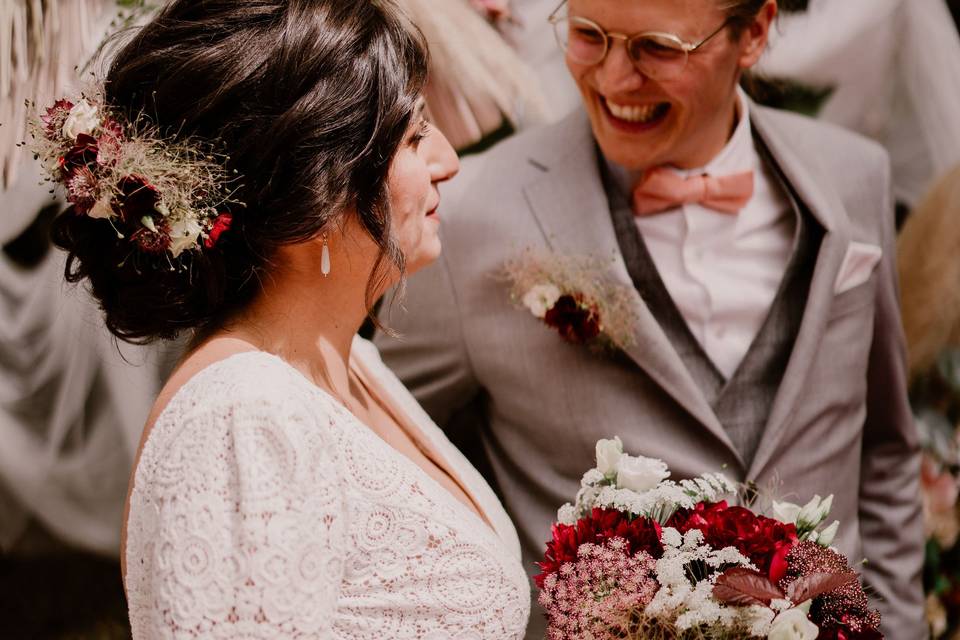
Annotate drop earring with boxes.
[321,232,331,277]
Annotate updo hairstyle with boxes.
[51,0,428,343]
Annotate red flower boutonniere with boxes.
[504,250,639,350]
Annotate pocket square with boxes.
[833,241,882,294]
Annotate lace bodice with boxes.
[124,338,530,639]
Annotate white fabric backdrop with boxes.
[757,0,960,206]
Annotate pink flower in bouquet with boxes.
[669,501,798,582]
[536,508,662,588]
[539,538,657,640]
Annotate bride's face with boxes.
[386,102,459,275]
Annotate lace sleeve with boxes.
[125,380,348,639]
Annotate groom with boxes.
[377,0,924,636]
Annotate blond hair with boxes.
[898,165,960,377]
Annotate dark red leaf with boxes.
[786,571,858,604]
[713,567,785,606]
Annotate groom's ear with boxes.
[737,0,777,69]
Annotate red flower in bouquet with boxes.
[544,293,602,344]
[536,507,662,588]
[668,501,798,582]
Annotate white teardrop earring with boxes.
[321,232,331,277]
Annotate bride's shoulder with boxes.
[139,350,343,478]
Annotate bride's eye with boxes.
[409,119,430,147]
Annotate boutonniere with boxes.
[504,250,639,350]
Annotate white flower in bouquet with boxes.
[772,500,803,525]
[616,454,670,492]
[521,283,561,318]
[767,607,819,640]
[62,99,100,139]
[595,436,623,477]
[814,520,840,547]
[797,494,832,529]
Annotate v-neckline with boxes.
[347,351,497,534]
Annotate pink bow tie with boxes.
[632,167,755,216]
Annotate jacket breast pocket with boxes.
[827,277,876,321]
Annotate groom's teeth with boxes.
[607,101,663,123]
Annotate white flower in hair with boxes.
[88,195,115,220]
[521,283,561,318]
[62,99,100,139]
[169,217,203,258]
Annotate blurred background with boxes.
[2,0,960,637]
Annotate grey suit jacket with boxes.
[376,104,925,639]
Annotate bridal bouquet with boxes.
[536,438,883,639]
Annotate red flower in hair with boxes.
[544,293,602,344]
[96,117,124,167]
[204,213,233,248]
[535,507,662,588]
[41,99,74,140]
[59,134,101,177]
[115,175,161,224]
[65,166,99,214]
[131,218,172,255]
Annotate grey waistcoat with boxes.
[605,139,823,466]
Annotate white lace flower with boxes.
[521,283,561,318]
[62,99,100,139]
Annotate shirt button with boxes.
[713,326,726,339]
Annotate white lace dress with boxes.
[124,337,530,639]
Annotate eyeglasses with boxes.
[548,2,732,81]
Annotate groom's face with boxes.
[565,0,774,171]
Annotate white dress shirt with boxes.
[606,92,796,379]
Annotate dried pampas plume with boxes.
[396,0,551,150]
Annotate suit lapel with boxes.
[521,111,735,459]
[747,106,853,479]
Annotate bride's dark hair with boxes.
[51,0,427,343]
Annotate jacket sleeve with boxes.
[857,156,926,639]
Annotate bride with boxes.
[41,0,530,637]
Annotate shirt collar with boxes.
[604,87,755,200]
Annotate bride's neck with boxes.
[225,258,374,395]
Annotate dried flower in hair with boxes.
[27,90,243,262]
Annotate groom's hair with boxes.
[720,0,771,37]
[52,0,428,344]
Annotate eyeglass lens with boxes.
[554,18,690,80]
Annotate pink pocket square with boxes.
[834,241,882,294]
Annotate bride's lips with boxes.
[425,200,440,218]
[600,96,671,133]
